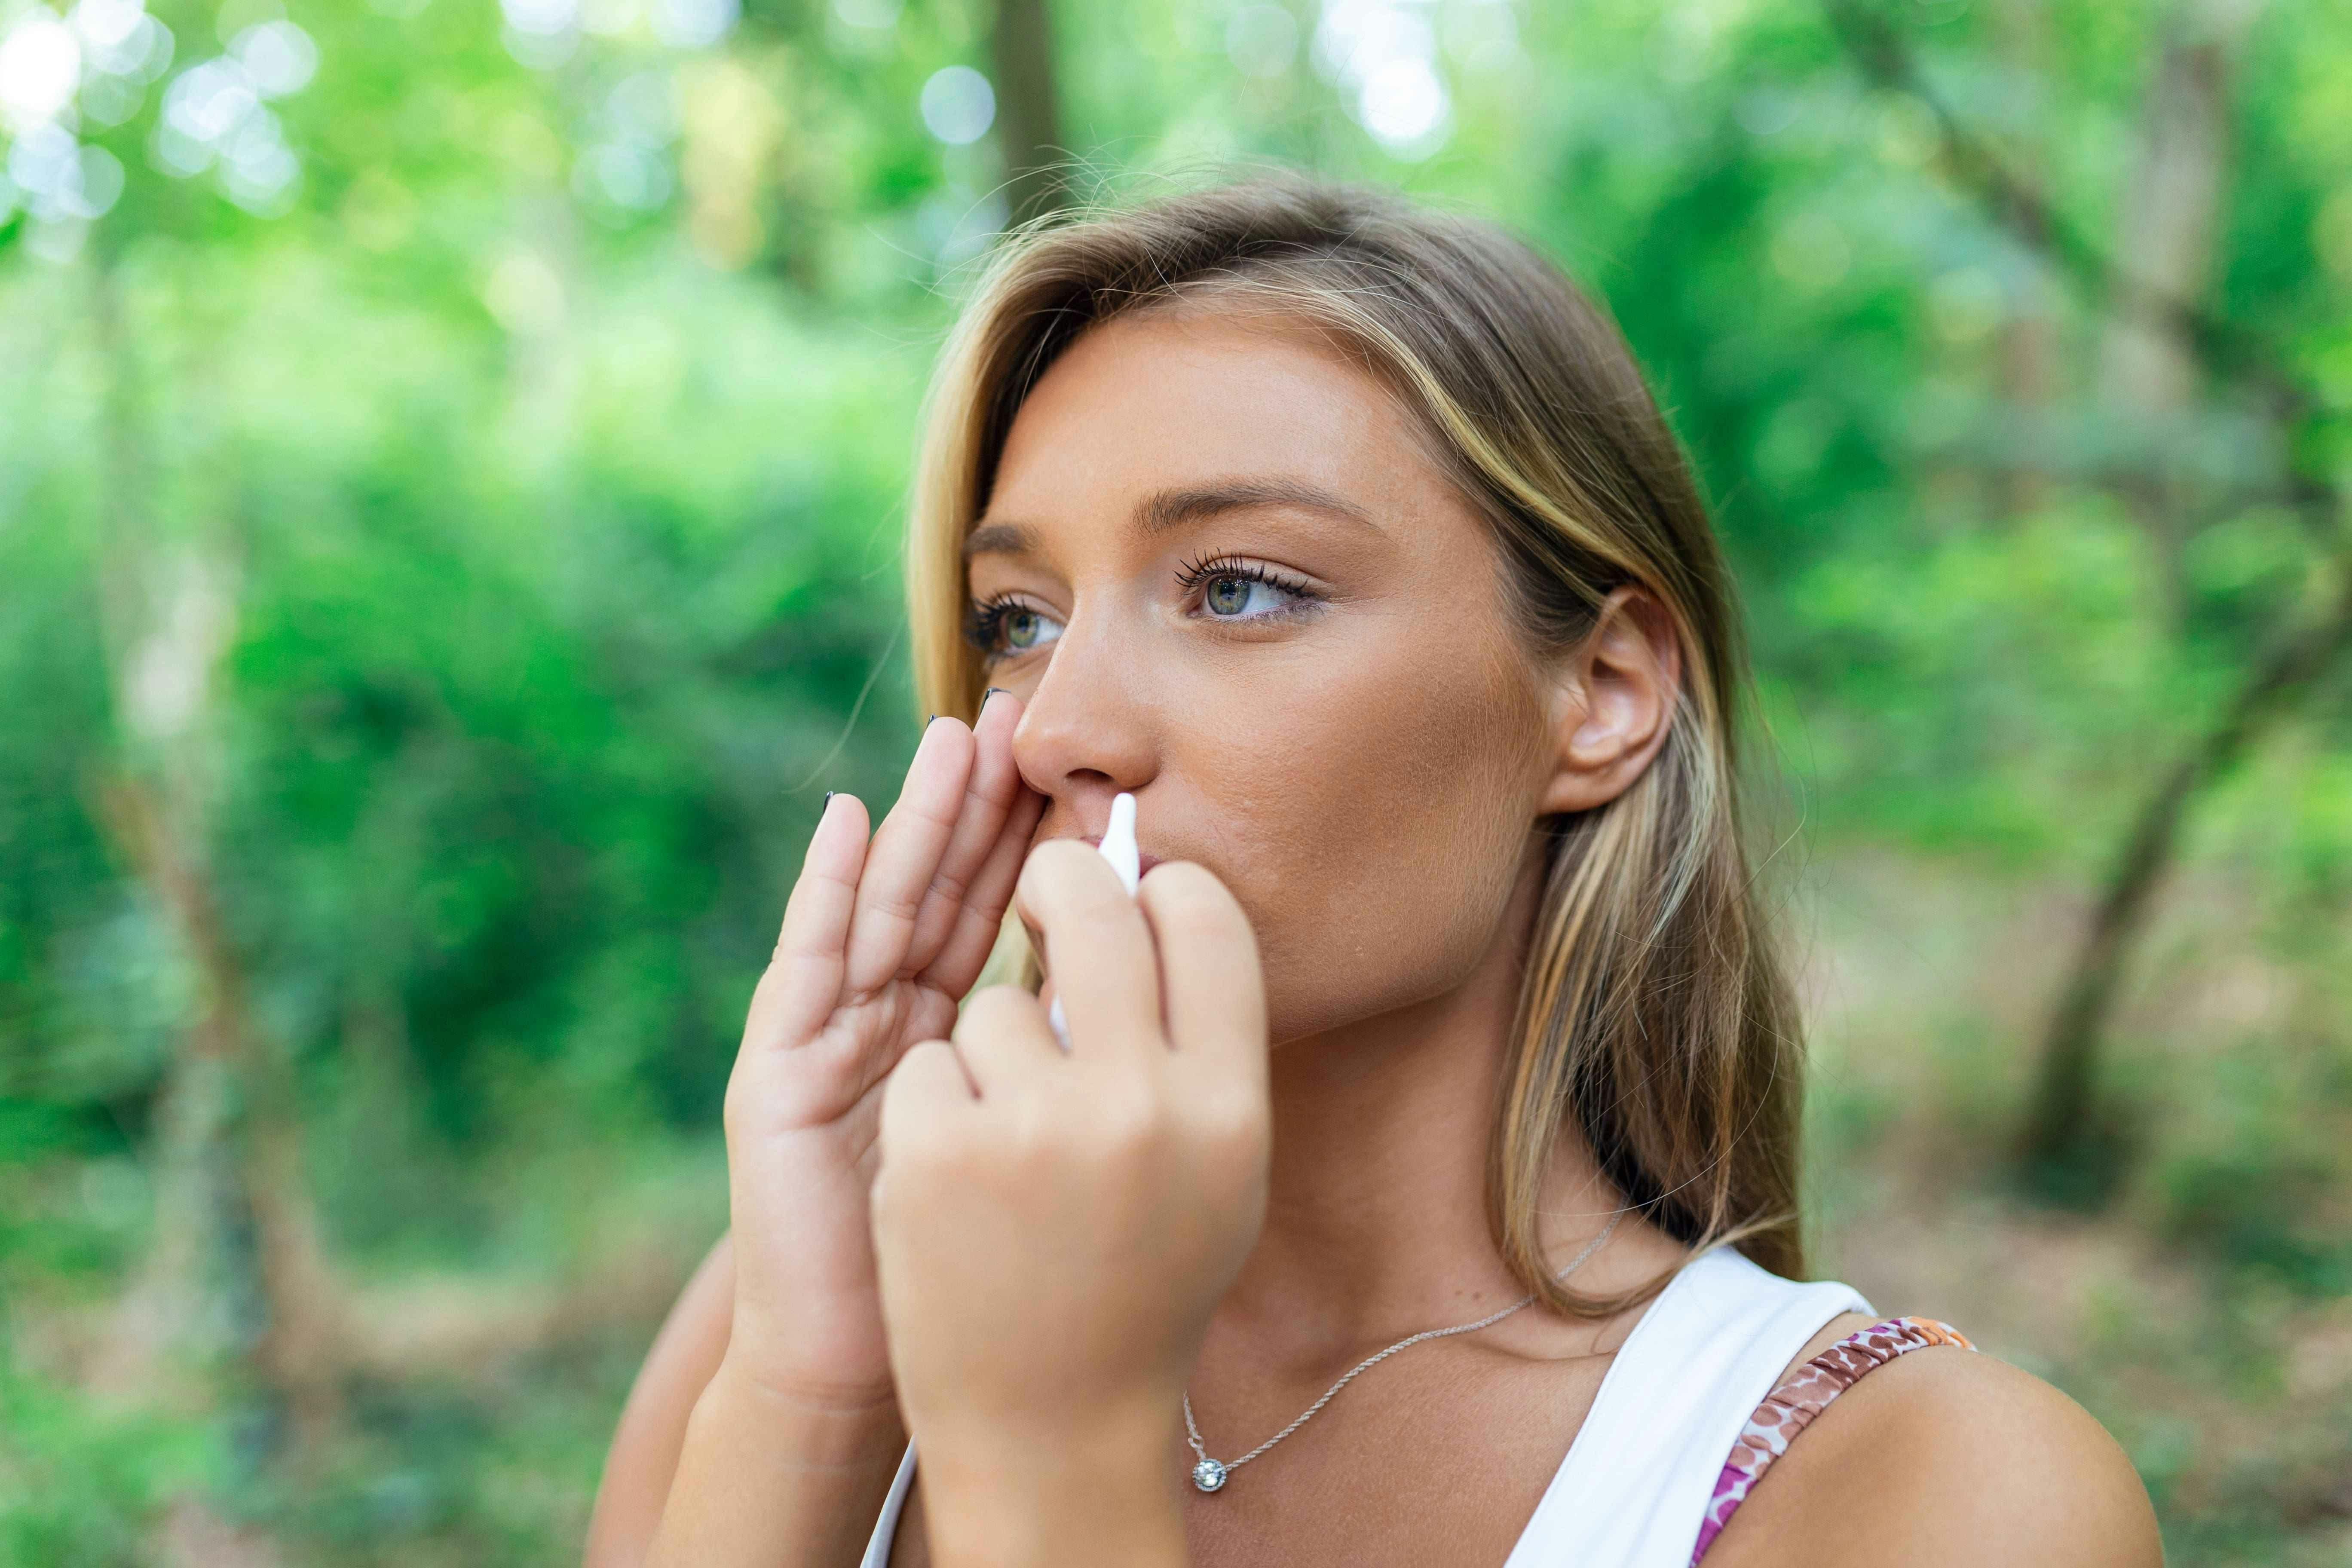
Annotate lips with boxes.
[1081,835,1163,878]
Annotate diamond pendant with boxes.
[1191,1458,1229,1493]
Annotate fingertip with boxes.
[805,791,870,862]
[1013,837,1113,928]
[977,686,1020,730]
[1138,861,1266,1061]
[818,799,875,846]
[1016,835,1109,891]
[913,707,976,762]
[1138,860,1254,933]
[1136,858,1219,897]
[893,710,979,822]
[1013,840,1163,1054]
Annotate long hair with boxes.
[902,175,1806,1311]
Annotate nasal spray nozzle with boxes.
[1045,791,1138,1049]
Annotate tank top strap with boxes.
[861,1247,1892,1568]
[1688,1315,1975,1563]
[1502,1246,1871,1568]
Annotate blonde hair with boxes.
[904,176,1805,1312]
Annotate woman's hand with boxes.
[718,695,1043,1410]
[868,841,1272,1565]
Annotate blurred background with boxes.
[2,0,2349,1559]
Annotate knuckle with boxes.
[1006,1106,1063,1178]
[1196,1095,1270,1164]
[1084,1082,1168,1160]
[925,861,976,910]
[867,886,925,925]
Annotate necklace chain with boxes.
[1182,1210,1624,1492]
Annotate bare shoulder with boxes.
[1705,1316,2162,1568]
[582,1233,735,1568]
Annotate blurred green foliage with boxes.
[4,0,2351,1560]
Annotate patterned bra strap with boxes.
[1690,1316,1975,1565]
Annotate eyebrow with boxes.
[962,477,1377,560]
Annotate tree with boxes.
[990,0,1071,222]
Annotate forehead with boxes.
[984,308,1448,524]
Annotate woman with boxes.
[585,178,2161,1567]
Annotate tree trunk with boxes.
[2022,560,2352,1181]
[1991,0,2058,519]
[100,774,351,1450]
[1825,0,2346,1187]
[87,254,348,1452]
[990,0,1072,224]
[2013,0,2270,1186]
[2098,0,2263,626]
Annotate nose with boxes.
[1011,604,1160,820]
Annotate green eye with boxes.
[965,598,1064,659]
[1207,576,1253,616]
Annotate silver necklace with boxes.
[1182,1209,1624,1494]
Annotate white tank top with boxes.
[858,1245,1869,1568]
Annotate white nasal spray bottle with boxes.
[1046,791,1138,1048]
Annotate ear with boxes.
[1537,586,1684,817]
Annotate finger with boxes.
[885,1037,977,1113]
[875,1039,977,1191]
[743,793,871,1052]
[949,985,1060,1094]
[922,786,1047,991]
[903,690,1028,972]
[842,718,976,995]
[1014,839,1162,1058]
[1137,861,1268,1086]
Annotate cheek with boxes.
[1173,631,1549,1043]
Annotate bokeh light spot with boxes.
[0,10,83,132]
[919,64,993,145]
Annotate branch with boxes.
[2021,557,2352,1170]
[1822,0,2334,521]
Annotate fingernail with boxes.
[925,713,939,727]
[822,790,836,808]
[983,686,1008,704]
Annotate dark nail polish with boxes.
[823,791,836,807]
[925,713,939,726]
[983,686,1008,701]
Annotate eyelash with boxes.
[964,594,1036,655]
[962,557,1322,658]
[1173,554,1320,612]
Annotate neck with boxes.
[1205,855,1651,1373]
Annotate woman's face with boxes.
[971,307,1561,1046]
